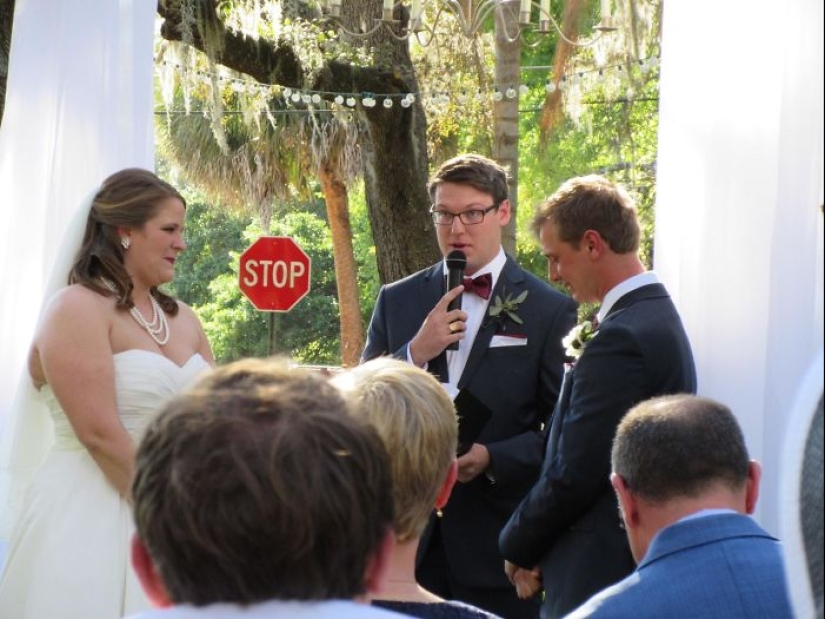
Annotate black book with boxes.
[453,388,493,457]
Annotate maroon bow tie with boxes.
[462,273,493,300]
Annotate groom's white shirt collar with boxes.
[597,271,659,324]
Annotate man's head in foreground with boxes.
[130,357,395,608]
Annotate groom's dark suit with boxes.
[362,255,576,615]
[499,282,697,619]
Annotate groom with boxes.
[362,154,576,618]
[499,175,697,619]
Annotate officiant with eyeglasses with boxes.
[361,154,577,619]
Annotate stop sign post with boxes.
[239,237,311,312]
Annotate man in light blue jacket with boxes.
[565,394,794,619]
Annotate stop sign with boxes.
[239,237,311,312]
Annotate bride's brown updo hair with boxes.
[69,168,186,315]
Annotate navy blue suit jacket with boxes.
[500,283,697,617]
[564,513,794,619]
[362,255,577,589]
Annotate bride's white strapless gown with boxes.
[0,350,210,619]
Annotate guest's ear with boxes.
[611,473,639,529]
[363,527,396,597]
[744,460,762,515]
[435,460,459,510]
[131,534,172,608]
[582,230,604,259]
[496,200,512,226]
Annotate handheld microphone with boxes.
[445,249,467,351]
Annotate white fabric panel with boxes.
[655,0,824,535]
[0,0,155,538]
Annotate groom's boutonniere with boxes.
[563,319,597,359]
[486,289,529,331]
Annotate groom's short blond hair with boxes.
[532,175,640,253]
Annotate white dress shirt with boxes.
[597,271,660,324]
[443,248,507,399]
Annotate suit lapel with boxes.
[547,364,574,444]
[457,257,525,389]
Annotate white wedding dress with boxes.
[0,350,210,619]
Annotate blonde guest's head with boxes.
[334,358,458,543]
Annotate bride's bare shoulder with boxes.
[40,283,115,324]
[31,285,116,385]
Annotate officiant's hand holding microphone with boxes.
[408,252,469,367]
[407,286,467,366]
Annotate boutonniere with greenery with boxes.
[485,289,529,330]
[562,319,597,358]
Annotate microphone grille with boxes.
[446,249,467,269]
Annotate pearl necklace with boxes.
[101,278,170,346]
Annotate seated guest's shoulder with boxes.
[373,599,503,619]
[125,599,408,618]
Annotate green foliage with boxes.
[347,180,381,326]
[410,32,496,161]
[516,70,660,276]
[195,268,271,361]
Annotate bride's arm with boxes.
[34,286,136,499]
[180,302,216,366]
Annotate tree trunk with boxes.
[360,102,440,283]
[318,158,365,367]
[539,0,586,139]
[493,0,522,255]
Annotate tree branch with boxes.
[157,0,408,95]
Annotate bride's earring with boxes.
[121,237,131,250]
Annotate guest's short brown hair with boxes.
[132,357,394,606]
[532,175,640,253]
[334,358,458,542]
[613,394,750,503]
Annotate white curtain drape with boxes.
[654,0,824,535]
[0,0,155,541]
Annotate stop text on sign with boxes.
[241,259,306,289]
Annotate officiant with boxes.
[361,154,576,618]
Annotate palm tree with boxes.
[158,72,366,363]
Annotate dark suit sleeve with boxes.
[485,295,577,486]
[361,285,408,363]
[499,323,651,568]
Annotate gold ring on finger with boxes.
[449,322,460,333]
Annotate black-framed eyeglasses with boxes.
[430,204,498,226]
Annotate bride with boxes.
[0,168,214,618]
